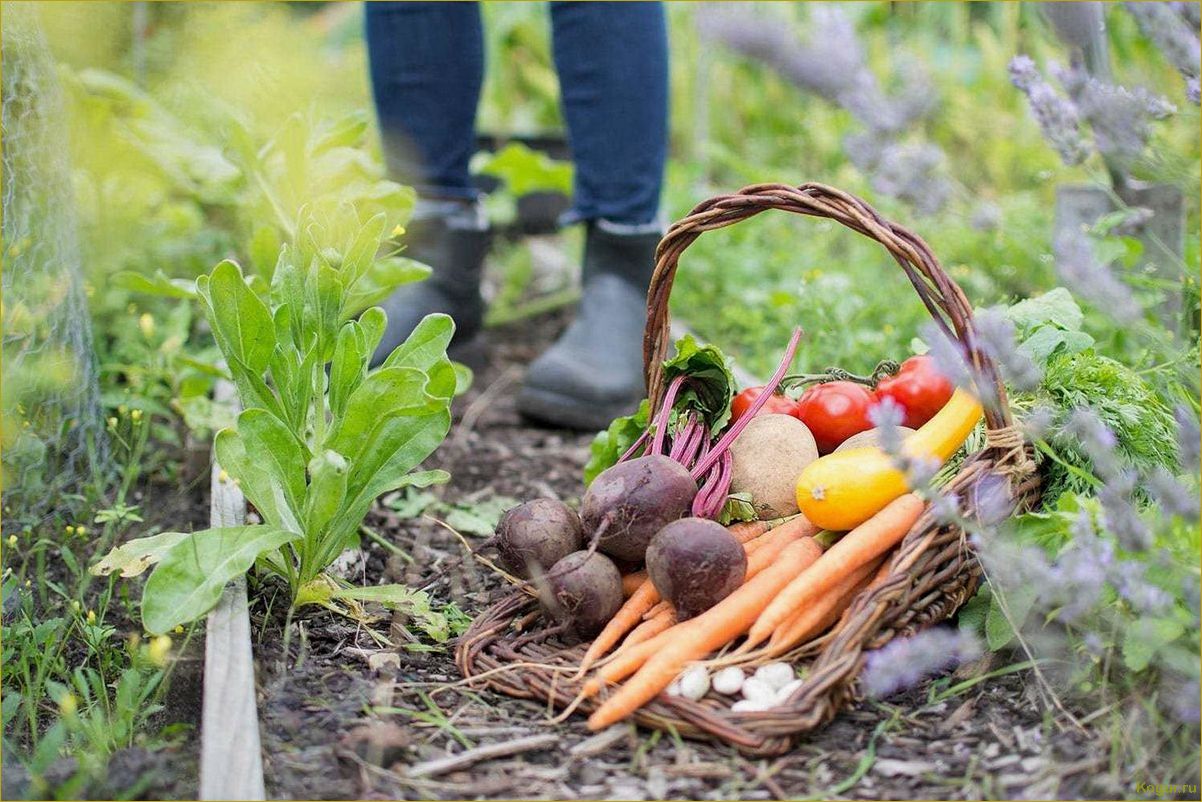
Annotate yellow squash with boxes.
[794,388,984,530]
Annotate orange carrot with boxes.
[622,607,675,649]
[765,555,885,656]
[576,580,660,677]
[740,494,924,653]
[621,571,648,598]
[586,537,823,730]
[643,599,671,620]
[576,516,813,677]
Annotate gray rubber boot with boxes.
[371,203,491,366]
[517,223,660,430]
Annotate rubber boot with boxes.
[371,202,491,366]
[517,223,660,430]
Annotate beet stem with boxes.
[618,429,649,464]
[651,375,688,456]
[690,326,803,480]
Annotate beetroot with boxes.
[494,499,583,578]
[581,455,696,562]
[646,517,746,620]
[542,550,624,637]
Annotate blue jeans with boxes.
[365,1,668,228]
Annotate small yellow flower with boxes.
[24,579,31,588]
[130,409,143,424]
[71,600,82,613]
[218,469,229,483]
[117,404,128,416]
[86,609,96,624]
[138,313,155,339]
[6,535,17,547]
[65,524,76,535]
[126,303,137,315]
[883,324,895,335]
[148,635,172,667]
[107,417,118,430]
[75,525,87,537]
[173,625,184,634]
[390,224,405,238]
[59,693,77,717]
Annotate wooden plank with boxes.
[199,381,266,801]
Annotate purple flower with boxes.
[1065,407,1121,479]
[1022,406,1056,441]
[1077,79,1177,166]
[1099,471,1153,551]
[861,628,982,698]
[1053,231,1143,325]
[974,308,1043,392]
[1009,56,1092,166]
[1112,560,1174,613]
[1147,467,1201,521]
[1174,405,1200,471]
[1166,679,1201,725]
[970,472,1013,528]
[1050,532,1114,620]
[921,321,972,390]
[929,490,962,525]
[869,395,906,455]
[1124,3,1201,87]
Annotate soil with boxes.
[249,308,1147,801]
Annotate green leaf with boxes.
[90,531,191,578]
[451,361,474,397]
[662,334,737,434]
[1016,324,1094,364]
[382,313,455,373]
[443,494,521,537]
[196,260,275,374]
[475,142,573,196]
[342,213,388,286]
[1122,617,1185,672]
[358,306,387,357]
[112,270,196,300]
[305,450,348,540]
[141,526,301,634]
[329,322,368,418]
[985,583,1037,650]
[1002,288,1084,335]
[326,367,438,450]
[956,586,990,637]
[214,412,306,533]
[584,399,651,485]
[344,256,431,317]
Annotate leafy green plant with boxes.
[94,212,460,634]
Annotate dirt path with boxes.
[252,309,1120,801]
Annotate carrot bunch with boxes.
[577,493,925,730]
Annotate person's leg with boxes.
[518,1,669,430]
[365,2,492,363]
[365,1,483,199]
[549,1,668,228]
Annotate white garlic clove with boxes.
[754,662,796,691]
[677,665,711,701]
[667,678,682,697]
[731,699,771,713]
[740,677,776,704]
[711,666,745,695]
[774,678,804,705]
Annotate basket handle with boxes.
[642,182,1013,433]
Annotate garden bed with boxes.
[247,308,1121,801]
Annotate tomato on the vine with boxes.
[730,386,800,422]
[872,355,954,428]
[794,381,875,454]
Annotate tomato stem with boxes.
[780,359,900,395]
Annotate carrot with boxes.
[739,494,924,653]
[576,579,660,677]
[764,555,885,657]
[621,571,648,598]
[643,599,671,620]
[576,515,814,677]
[586,537,823,730]
[622,606,675,649]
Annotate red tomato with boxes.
[872,355,954,428]
[730,386,800,422]
[794,381,875,453]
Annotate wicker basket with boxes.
[456,183,1041,755]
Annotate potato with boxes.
[833,426,917,453]
[728,414,819,518]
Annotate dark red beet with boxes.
[494,499,584,578]
[543,550,623,637]
[581,455,696,562]
[646,517,746,620]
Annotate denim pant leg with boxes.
[549,1,669,229]
[365,2,484,201]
